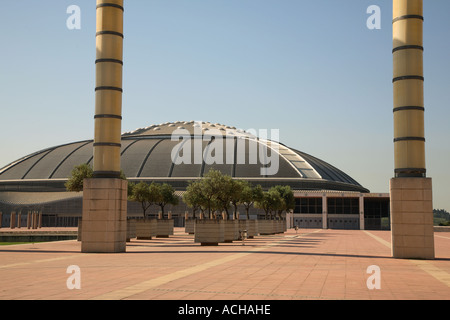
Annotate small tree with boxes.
[129,181,152,219]
[255,189,282,220]
[65,163,93,192]
[214,173,234,218]
[155,183,179,217]
[272,185,295,219]
[183,180,204,219]
[200,170,224,219]
[229,179,246,219]
[241,183,264,219]
[66,164,127,192]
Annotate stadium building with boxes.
[0,121,389,230]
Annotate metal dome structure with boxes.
[0,121,369,193]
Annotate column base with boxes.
[81,178,128,253]
[390,177,435,260]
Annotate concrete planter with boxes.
[185,219,195,234]
[135,219,156,240]
[156,219,174,238]
[194,219,224,246]
[127,219,136,242]
[276,220,283,234]
[259,220,275,235]
[223,220,238,243]
[247,220,259,238]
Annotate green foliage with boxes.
[272,185,295,218]
[182,170,293,220]
[433,209,450,226]
[183,180,205,219]
[65,164,93,192]
[156,183,179,216]
[128,181,153,218]
[65,164,127,193]
[240,182,263,219]
[128,181,179,218]
[255,188,283,220]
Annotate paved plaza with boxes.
[0,227,449,301]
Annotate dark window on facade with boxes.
[294,198,323,214]
[328,198,359,215]
[364,198,390,230]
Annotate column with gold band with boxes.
[81,0,127,253]
[94,0,124,178]
[392,0,425,177]
[390,0,434,260]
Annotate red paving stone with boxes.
[0,227,449,301]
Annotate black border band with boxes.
[96,3,124,11]
[395,168,426,178]
[94,114,123,120]
[93,171,121,179]
[95,58,123,65]
[96,31,124,38]
[95,86,123,93]
[93,142,122,148]
[392,75,424,83]
[393,106,425,113]
[392,45,424,53]
[394,137,426,142]
[392,15,424,23]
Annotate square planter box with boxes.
[135,219,156,240]
[156,219,174,238]
[127,219,137,242]
[185,219,195,234]
[223,220,239,243]
[194,219,224,246]
[259,220,275,235]
[247,220,259,238]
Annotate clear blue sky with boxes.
[1,0,449,210]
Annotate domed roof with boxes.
[0,121,369,193]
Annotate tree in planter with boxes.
[155,183,179,218]
[272,185,295,219]
[255,188,283,220]
[183,180,205,219]
[66,164,127,192]
[65,164,93,192]
[229,179,246,220]
[199,170,224,219]
[241,183,264,219]
[214,173,234,219]
[128,181,153,219]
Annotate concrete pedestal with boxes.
[126,219,136,242]
[135,219,156,240]
[156,219,174,238]
[194,220,224,246]
[81,178,127,253]
[185,219,195,234]
[390,177,435,259]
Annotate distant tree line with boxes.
[66,166,295,221]
[434,209,450,226]
[183,170,294,220]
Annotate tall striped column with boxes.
[93,0,124,178]
[81,0,127,253]
[390,0,434,260]
[392,0,425,177]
